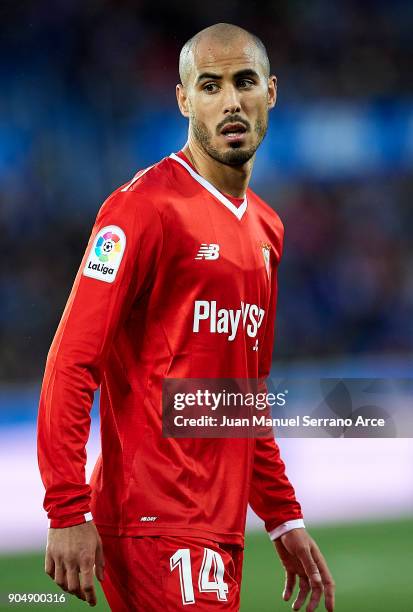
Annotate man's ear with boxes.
[176,84,190,118]
[268,75,277,109]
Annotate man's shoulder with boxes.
[116,155,175,196]
[97,155,182,218]
[104,154,193,209]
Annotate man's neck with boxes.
[182,140,254,199]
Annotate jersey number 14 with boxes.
[170,548,229,605]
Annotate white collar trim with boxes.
[169,152,248,221]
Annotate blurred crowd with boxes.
[272,175,413,359]
[1,0,412,380]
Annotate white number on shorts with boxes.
[170,547,229,605]
[170,549,195,605]
[198,548,229,601]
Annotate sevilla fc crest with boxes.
[260,242,271,280]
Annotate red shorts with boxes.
[99,533,244,611]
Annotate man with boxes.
[38,23,335,611]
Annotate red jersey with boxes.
[37,151,303,545]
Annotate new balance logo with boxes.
[195,243,220,260]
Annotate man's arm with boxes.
[249,233,303,537]
[249,228,335,611]
[37,183,163,604]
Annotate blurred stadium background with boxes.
[0,1,412,610]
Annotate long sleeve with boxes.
[37,186,163,528]
[249,225,304,539]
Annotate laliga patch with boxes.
[83,225,126,283]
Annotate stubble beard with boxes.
[190,113,268,167]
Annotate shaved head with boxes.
[176,22,276,168]
[179,23,270,87]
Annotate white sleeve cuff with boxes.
[48,512,93,528]
[268,519,306,541]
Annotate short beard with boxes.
[190,114,268,167]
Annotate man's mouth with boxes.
[220,122,247,143]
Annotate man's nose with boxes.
[222,86,241,115]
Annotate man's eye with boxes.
[203,83,219,93]
[238,79,254,88]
